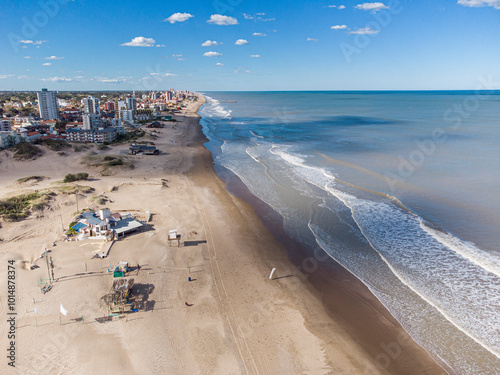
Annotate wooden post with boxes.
[45,248,51,284]
[187,258,190,274]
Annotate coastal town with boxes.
[0,88,195,149]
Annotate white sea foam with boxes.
[420,221,500,278]
[203,96,232,118]
[324,185,500,359]
[250,130,265,139]
[269,145,336,191]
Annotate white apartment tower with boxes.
[83,96,101,115]
[37,88,60,120]
[126,97,137,112]
[82,95,101,130]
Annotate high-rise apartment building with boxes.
[82,96,101,115]
[37,88,60,120]
[82,95,101,130]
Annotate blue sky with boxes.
[1,0,499,91]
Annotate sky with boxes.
[0,0,499,91]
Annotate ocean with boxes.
[198,91,500,374]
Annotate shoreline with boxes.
[197,96,451,374]
[0,94,448,374]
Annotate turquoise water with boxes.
[199,91,500,374]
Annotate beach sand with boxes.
[0,96,448,374]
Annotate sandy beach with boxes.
[0,96,448,374]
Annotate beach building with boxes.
[93,128,117,143]
[66,128,93,142]
[70,209,145,240]
[37,88,60,120]
[65,127,117,144]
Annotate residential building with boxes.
[0,131,21,149]
[65,128,93,143]
[93,128,117,144]
[83,113,101,130]
[82,96,101,115]
[18,130,42,142]
[37,88,60,120]
[104,101,115,111]
[115,100,127,120]
[135,108,152,121]
[126,97,137,113]
[61,107,81,121]
[65,127,117,144]
[0,120,11,132]
[120,109,134,123]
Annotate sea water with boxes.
[199,91,500,374]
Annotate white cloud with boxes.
[164,12,194,23]
[42,63,52,66]
[253,32,266,36]
[95,76,131,83]
[250,55,261,58]
[24,56,31,59]
[216,63,224,66]
[45,56,64,60]
[458,0,500,8]
[243,13,254,19]
[156,44,166,47]
[202,40,218,47]
[307,38,319,42]
[20,40,46,45]
[203,51,222,57]
[235,39,249,45]
[328,4,346,8]
[121,37,156,47]
[207,14,238,25]
[0,75,14,79]
[355,2,389,12]
[339,5,346,9]
[150,72,177,77]
[41,77,73,82]
[331,25,348,30]
[349,27,380,34]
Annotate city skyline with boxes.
[1,0,500,91]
